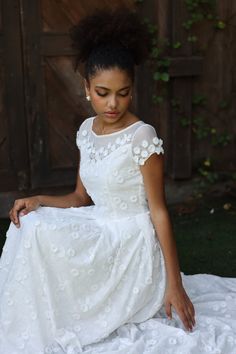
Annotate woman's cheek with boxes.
[91,96,104,109]
[121,97,131,109]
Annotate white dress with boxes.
[0,116,236,354]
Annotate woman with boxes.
[1,9,235,354]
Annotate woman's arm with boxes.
[140,153,195,332]
[9,152,93,227]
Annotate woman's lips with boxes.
[104,112,119,117]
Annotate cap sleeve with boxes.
[132,124,164,166]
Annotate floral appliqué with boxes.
[133,137,164,165]
[77,129,132,163]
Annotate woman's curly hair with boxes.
[70,8,151,81]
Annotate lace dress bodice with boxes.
[76,117,164,219]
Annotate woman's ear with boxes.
[84,79,90,97]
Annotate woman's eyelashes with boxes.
[96,92,108,97]
[96,91,130,97]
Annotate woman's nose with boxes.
[107,95,117,109]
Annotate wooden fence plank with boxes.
[1,0,29,191]
[169,0,194,178]
[169,57,203,77]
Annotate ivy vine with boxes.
[136,0,235,185]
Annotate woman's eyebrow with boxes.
[118,86,130,91]
[95,85,130,91]
[95,86,109,90]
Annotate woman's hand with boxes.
[164,282,196,332]
[9,196,41,228]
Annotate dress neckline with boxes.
[90,116,143,137]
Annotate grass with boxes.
[1,195,235,277]
[169,195,236,277]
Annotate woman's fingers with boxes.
[188,302,196,326]
[9,200,26,227]
[19,207,29,216]
[173,297,195,331]
[177,306,193,331]
[9,209,19,227]
[9,197,40,228]
[165,286,196,332]
[166,301,194,331]
[184,308,194,331]
[185,296,195,327]
[13,201,22,224]
[183,304,196,331]
[165,301,172,320]
[181,292,196,330]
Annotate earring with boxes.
[86,95,91,101]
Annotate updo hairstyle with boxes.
[70,9,151,82]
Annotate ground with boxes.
[1,177,236,277]
[167,176,236,277]
[169,194,236,277]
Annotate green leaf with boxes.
[173,41,182,49]
[215,20,226,29]
[160,72,170,82]
[207,13,214,20]
[148,24,157,34]
[211,133,232,147]
[188,35,198,43]
[158,58,171,68]
[192,94,207,106]
[151,47,159,59]
[182,19,193,30]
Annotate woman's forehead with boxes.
[90,68,132,88]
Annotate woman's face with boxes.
[85,67,133,124]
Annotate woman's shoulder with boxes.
[76,116,94,148]
[78,116,94,131]
[133,121,161,140]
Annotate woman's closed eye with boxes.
[96,92,108,97]
[96,91,130,97]
[119,92,129,97]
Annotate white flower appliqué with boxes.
[77,130,132,163]
[132,135,164,166]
